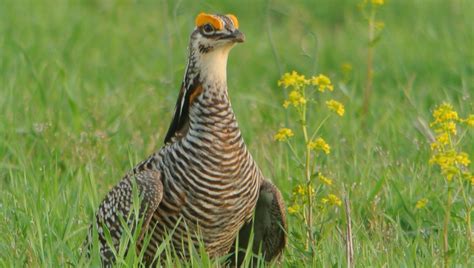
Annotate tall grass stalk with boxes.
[361,0,384,116]
[363,7,375,116]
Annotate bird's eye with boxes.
[202,24,214,34]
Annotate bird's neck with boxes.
[183,43,233,92]
[163,47,234,144]
[197,47,231,87]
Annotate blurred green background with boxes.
[0,0,473,266]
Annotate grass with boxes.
[0,0,473,266]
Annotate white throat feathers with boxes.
[197,44,234,87]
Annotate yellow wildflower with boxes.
[375,20,385,31]
[430,103,459,134]
[308,137,331,154]
[294,184,306,196]
[310,74,334,92]
[444,121,457,135]
[318,174,333,186]
[274,128,294,142]
[293,184,314,197]
[341,63,353,82]
[430,142,439,151]
[321,194,342,207]
[341,63,352,74]
[371,0,384,5]
[278,71,308,89]
[283,90,307,108]
[293,184,315,203]
[415,198,428,209]
[432,103,459,122]
[462,114,474,127]
[430,150,470,182]
[288,203,301,214]
[429,103,473,188]
[431,133,450,151]
[456,152,471,166]
[436,133,449,145]
[326,99,345,116]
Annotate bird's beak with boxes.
[230,29,245,43]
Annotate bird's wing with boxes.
[83,168,163,266]
[229,179,287,265]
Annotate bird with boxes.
[83,12,287,266]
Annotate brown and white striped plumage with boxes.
[84,13,286,266]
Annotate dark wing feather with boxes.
[229,179,287,265]
[164,76,202,144]
[164,83,187,143]
[83,169,163,266]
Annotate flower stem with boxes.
[304,126,315,255]
[310,115,330,141]
[456,176,472,250]
[286,141,305,167]
[301,89,315,256]
[443,186,452,267]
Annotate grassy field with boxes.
[1,0,473,266]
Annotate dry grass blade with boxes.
[344,195,354,268]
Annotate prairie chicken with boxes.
[84,12,287,266]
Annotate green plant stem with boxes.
[303,127,314,254]
[301,89,315,255]
[443,186,452,267]
[310,115,330,141]
[456,176,472,249]
[286,141,304,166]
[449,133,472,250]
[467,206,473,250]
[363,7,375,116]
[454,128,469,146]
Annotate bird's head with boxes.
[186,13,244,84]
[191,13,245,52]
